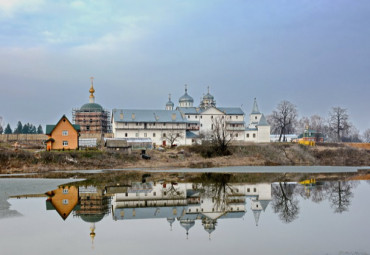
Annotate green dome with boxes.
[80,103,103,112]
[80,213,105,223]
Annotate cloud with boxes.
[0,0,44,17]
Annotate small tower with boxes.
[178,84,194,107]
[165,94,174,111]
[249,98,262,127]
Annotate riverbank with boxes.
[1,142,370,174]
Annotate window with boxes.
[247,134,249,138]
[90,119,93,123]
[195,115,197,119]
[163,133,166,138]
[201,116,202,119]
[236,116,238,119]
[136,122,139,126]
[254,188,257,192]
[211,116,213,119]
[153,192,156,196]
[144,133,147,137]
[163,123,166,126]
[135,133,139,137]
[86,126,90,131]
[63,189,69,194]
[125,133,128,137]
[62,130,68,136]
[62,199,69,205]
[236,133,238,137]
[63,141,68,146]
[253,133,256,138]
[247,188,250,192]
[153,133,156,137]
[255,116,257,120]
[188,115,190,118]
[125,123,128,126]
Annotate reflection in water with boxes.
[43,174,360,245]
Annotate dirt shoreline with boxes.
[1,143,370,175]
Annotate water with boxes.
[0,174,369,255]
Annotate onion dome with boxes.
[179,85,194,104]
[203,86,214,100]
[166,94,174,109]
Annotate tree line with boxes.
[0,121,44,135]
[267,100,370,143]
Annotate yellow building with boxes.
[45,115,80,150]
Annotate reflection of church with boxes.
[45,181,272,240]
[111,182,272,237]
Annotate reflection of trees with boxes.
[309,185,327,203]
[198,173,234,211]
[326,181,354,213]
[272,182,300,223]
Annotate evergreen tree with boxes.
[37,125,44,134]
[29,124,37,134]
[22,123,30,134]
[13,121,23,134]
[4,124,12,134]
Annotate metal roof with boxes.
[177,107,200,114]
[251,98,261,114]
[257,114,269,126]
[218,107,244,115]
[112,109,187,123]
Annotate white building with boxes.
[111,86,271,146]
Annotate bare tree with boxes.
[326,181,354,213]
[165,130,184,147]
[271,182,300,223]
[328,107,351,142]
[362,129,370,143]
[268,100,298,142]
[211,116,234,155]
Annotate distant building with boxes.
[111,86,271,146]
[45,115,80,150]
[73,78,111,134]
[297,129,324,143]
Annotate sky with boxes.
[0,0,369,132]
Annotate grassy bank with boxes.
[1,142,370,174]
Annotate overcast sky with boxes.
[0,0,369,132]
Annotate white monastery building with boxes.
[111,86,270,146]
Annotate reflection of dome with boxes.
[202,218,216,235]
[80,103,103,112]
[80,213,105,223]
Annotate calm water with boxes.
[0,176,369,255]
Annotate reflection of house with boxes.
[45,186,79,220]
[45,115,80,150]
[111,182,272,236]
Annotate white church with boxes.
[111,86,270,146]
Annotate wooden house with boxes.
[45,115,80,150]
